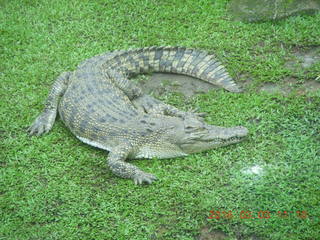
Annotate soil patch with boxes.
[198,227,228,240]
[285,46,320,70]
[135,73,218,98]
[259,79,320,95]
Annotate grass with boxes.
[1,0,319,239]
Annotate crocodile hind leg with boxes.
[107,66,205,119]
[28,72,72,136]
[107,144,157,184]
[107,69,204,118]
[107,69,144,100]
[132,94,205,119]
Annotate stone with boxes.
[228,0,320,22]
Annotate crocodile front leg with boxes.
[108,145,157,184]
[28,71,72,136]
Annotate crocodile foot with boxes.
[27,110,56,136]
[133,171,157,185]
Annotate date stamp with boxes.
[208,210,308,220]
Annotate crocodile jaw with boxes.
[179,125,248,154]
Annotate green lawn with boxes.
[1,0,319,239]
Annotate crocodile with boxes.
[28,46,248,184]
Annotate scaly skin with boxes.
[28,46,248,185]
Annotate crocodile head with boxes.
[176,117,248,154]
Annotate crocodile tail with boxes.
[107,46,242,93]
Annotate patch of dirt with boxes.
[135,73,218,98]
[237,73,254,90]
[271,45,320,94]
[285,46,320,70]
[198,227,229,240]
[259,79,320,95]
[198,226,264,240]
[300,80,320,93]
[259,82,288,94]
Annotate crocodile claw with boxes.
[27,111,56,136]
[133,172,157,185]
[193,111,207,118]
[185,108,207,119]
